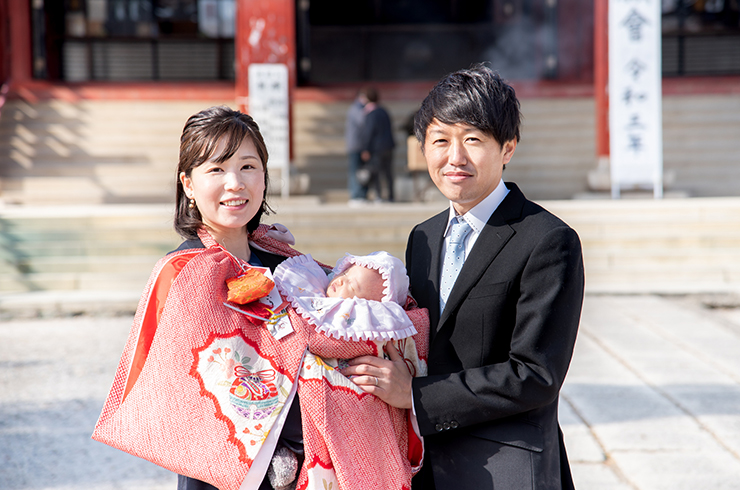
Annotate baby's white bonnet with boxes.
[332,251,409,304]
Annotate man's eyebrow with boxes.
[427,130,449,138]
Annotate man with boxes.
[345,89,368,204]
[344,65,584,489]
[360,87,396,203]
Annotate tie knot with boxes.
[450,217,472,244]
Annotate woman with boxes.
[173,107,425,490]
[93,106,305,490]
[174,108,303,489]
[93,106,426,490]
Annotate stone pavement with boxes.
[1,294,740,489]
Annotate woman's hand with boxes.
[341,342,413,409]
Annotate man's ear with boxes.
[502,139,517,166]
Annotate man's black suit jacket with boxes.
[406,183,584,490]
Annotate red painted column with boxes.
[235,0,297,160]
[7,0,32,87]
[594,0,609,161]
[0,0,7,83]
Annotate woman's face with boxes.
[180,136,265,241]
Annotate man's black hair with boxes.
[414,63,522,149]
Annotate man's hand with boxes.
[341,342,413,409]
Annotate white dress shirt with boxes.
[411,180,510,417]
[439,179,510,287]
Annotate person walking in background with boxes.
[343,65,585,489]
[360,87,396,203]
[345,90,368,205]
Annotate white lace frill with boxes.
[274,254,417,342]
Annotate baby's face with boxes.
[326,265,385,301]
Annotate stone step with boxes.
[584,247,740,266]
[2,93,740,207]
[0,255,164,274]
[1,198,740,297]
[0,271,154,293]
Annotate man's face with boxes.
[423,119,516,215]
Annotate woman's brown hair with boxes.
[174,106,272,239]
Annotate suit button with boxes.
[443,422,451,430]
[435,424,444,432]
[450,421,459,429]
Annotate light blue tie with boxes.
[440,216,473,313]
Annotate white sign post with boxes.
[608,0,663,198]
[248,63,290,199]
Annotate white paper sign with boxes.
[248,64,291,198]
[608,0,663,198]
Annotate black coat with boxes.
[406,183,584,490]
[361,105,395,154]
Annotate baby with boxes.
[270,251,429,490]
[275,251,418,344]
[326,262,385,301]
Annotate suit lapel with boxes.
[436,184,526,331]
[424,212,447,329]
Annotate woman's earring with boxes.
[188,198,195,209]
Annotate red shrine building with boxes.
[0,0,739,202]
[3,0,738,90]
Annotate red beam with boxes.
[7,0,32,86]
[594,0,609,158]
[235,0,297,158]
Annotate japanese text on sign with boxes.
[248,64,290,198]
[608,0,663,197]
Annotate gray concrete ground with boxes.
[2,294,740,489]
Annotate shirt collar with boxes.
[445,180,509,236]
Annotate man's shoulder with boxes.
[413,208,448,231]
[503,183,574,231]
[520,198,575,233]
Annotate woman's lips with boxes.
[221,199,247,207]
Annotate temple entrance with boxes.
[296,0,558,83]
[31,0,235,82]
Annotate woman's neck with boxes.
[208,227,251,263]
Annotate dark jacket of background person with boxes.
[360,90,396,201]
[345,97,366,154]
[361,104,395,155]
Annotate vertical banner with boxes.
[608,0,663,198]
[248,64,290,198]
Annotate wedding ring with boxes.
[374,376,379,386]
